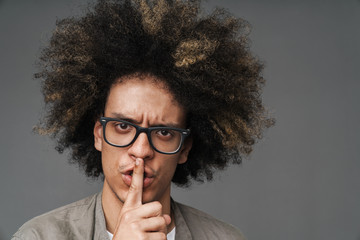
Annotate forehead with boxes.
[104,75,186,127]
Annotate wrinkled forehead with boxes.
[105,73,187,126]
[112,72,184,105]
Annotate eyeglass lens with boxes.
[104,120,183,153]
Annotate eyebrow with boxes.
[108,112,183,128]
[109,113,141,124]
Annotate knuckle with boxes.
[159,217,166,225]
[129,183,138,192]
[152,201,162,211]
[121,212,132,222]
[137,232,146,240]
[130,222,140,231]
[159,232,166,240]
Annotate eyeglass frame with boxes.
[99,117,191,155]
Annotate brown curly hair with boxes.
[35,0,274,186]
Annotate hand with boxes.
[113,158,171,240]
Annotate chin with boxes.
[141,191,156,203]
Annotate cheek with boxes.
[101,145,124,176]
[158,157,180,179]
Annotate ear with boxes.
[177,137,193,164]
[94,120,103,151]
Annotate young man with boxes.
[13,0,273,239]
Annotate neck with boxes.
[101,180,174,234]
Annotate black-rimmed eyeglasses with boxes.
[100,117,191,155]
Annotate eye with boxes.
[159,129,171,136]
[117,123,129,130]
[155,129,175,140]
[113,122,133,133]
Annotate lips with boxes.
[121,168,155,188]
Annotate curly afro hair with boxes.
[35,0,274,186]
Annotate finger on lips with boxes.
[124,158,144,208]
[115,158,171,239]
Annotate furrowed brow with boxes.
[108,112,142,124]
[151,123,182,128]
[108,112,183,128]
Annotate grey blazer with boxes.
[12,193,246,240]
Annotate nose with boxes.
[128,132,154,160]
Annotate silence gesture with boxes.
[113,158,171,239]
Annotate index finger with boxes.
[123,158,144,208]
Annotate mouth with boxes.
[121,169,155,189]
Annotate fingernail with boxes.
[135,158,140,166]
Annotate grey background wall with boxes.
[1,0,359,239]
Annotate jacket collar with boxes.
[172,198,193,240]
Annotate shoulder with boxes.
[174,201,247,240]
[12,193,99,240]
